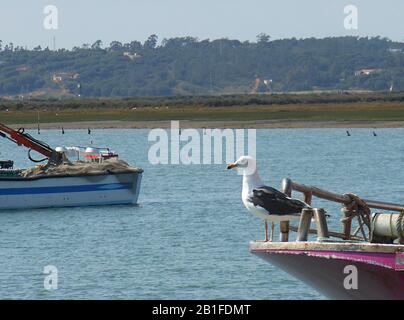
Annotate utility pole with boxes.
[37,110,40,135]
[209,71,213,94]
[77,82,82,97]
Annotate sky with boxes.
[0,0,403,49]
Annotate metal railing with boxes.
[279,178,404,242]
[282,178,404,212]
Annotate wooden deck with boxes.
[250,241,404,254]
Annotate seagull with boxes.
[227,155,310,241]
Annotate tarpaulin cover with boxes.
[21,158,143,178]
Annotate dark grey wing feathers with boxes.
[249,185,309,216]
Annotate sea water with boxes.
[0,128,402,299]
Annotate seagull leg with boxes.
[270,223,275,242]
[264,221,269,242]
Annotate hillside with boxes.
[0,35,403,97]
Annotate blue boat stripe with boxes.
[0,183,133,196]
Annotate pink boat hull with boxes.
[250,242,404,300]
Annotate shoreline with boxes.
[8,119,404,129]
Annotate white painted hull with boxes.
[0,172,142,210]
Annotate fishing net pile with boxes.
[21,158,143,178]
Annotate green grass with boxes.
[2,101,404,124]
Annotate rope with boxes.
[397,211,404,244]
[28,149,49,163]
[341,193,372,241]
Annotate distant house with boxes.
[52,72,80,83]
[354,68,383,76]
[52,75,63,83]
[388,48,403,53]
[123,52,141,60]
[17,65,30,72]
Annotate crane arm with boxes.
[0,123,63,165]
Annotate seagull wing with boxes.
[248,186,309,216]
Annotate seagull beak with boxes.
[227,163,237,170]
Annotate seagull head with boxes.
[227,155,257,175]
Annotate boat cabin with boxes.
[55,146,119,164]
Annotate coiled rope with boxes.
[341,193,372,241]
[397,211,404,244]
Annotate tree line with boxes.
[0,35,403,97]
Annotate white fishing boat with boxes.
[0,124,143,210]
